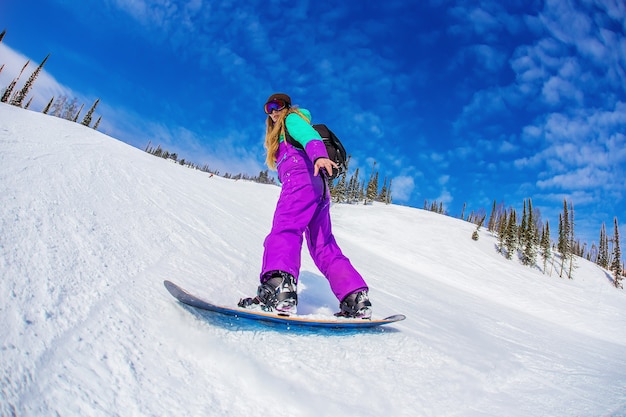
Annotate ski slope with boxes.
[1,103,625,417]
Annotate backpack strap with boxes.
[283,122,331,194]
[283,125,304,150]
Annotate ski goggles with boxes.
[264,99,288,114]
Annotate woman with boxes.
[238,93,372,319]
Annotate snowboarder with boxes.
[238,93,372,318]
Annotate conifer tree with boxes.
[521,198,538,266]
[597,222,609,269]
[557,200,571,278]
[558,213,564,277]
[345,172,353,203]
[612,217,623,289]
[1,60,29,103]
[558,200,569,258]
[11,54,49,108]
[81,98,100,127]
[72,103,84,122]
[471,214,486,241]
[487,200,497,232]
[505,209,518,260]
[567,201,576,279]
[331,171,347,203]
[364,162,378,205]
[358,180,365,202]
[347,167,359,203]
[540,221,551,274]
[520,200,528,248]
[0,29,6,43]
[42,97,54,114]
[93,116,102,130]
[378,177,389,203]
[496,209,508,254]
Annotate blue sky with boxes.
[2,0,625,249]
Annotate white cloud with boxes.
[437,189,453,206]
[391,175,415,202]
[541,75,583,106]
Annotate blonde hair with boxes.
[264,107,310,169]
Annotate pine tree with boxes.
[358,179,365,202]
[81,98,100,127]
[42,97,54,114]
[487,200,497,232]
[73,103,84,122]
[597,222,609,269]
[1,60,29,103]
[567,201,576,279]
[11,54,50,108]
[540,221,551,274]
[558,200,569,257]
[496,209,508,254]
[378,177,389,203]
[364,162,378,205]
[347,167,360,204]
[612,217,623,289]
[93,116,102,130]
[557,200,571,278]
[0,29,6,43]
[520,200,528,248]
[471,214,486,241]
[504,209,518,260]
[521,198,538,266]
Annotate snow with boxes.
[1,102,625,417]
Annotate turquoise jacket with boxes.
[282,108,322,148]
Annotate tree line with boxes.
[329,157,392,205]
[145,142,281,184]
[144,142,392,203]
[0,29,102,129]
[425,197,623,288]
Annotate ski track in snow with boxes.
[1,103,626,417]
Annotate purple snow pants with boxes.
[261,142,368,302]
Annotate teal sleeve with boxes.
[285,113,322,148]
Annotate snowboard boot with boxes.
[238,271,298,315]
[335,289,372,319]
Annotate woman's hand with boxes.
[314,157,338,177]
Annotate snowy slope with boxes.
[1,103,625,417]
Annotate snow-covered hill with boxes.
[1,103,625,417]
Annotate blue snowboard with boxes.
[164,280,405,330]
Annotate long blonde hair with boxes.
[264,107,310,169]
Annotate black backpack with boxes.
[285,123,347,180]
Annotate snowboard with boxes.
[164,280,405,330]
